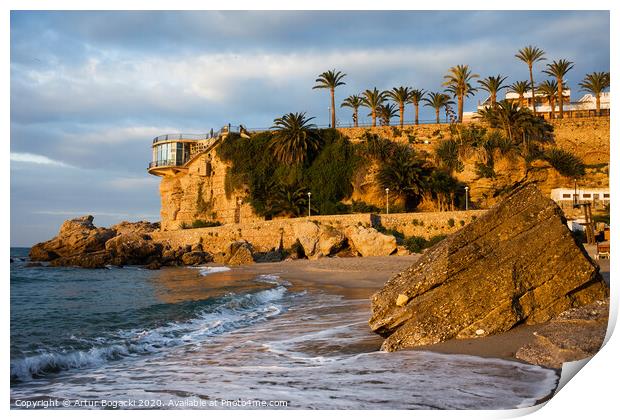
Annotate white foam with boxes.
[197,266,231,276]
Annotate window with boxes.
[593,194,600,199]
[562,194,571,198]
[604,194,610,199]
[582,194,592,199]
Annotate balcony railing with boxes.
[152,125,242,144]
[148,159,179,169]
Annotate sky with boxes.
[9,10,610,246]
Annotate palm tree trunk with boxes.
[529,64,537,115]
[558,79,564,119]
[330,88,336,128]
[435,108,440,124]
[549,97,555,119]
[596,94,601,116]
[458,95,464,123]
[399,104,404,128]
[491,93,496,107]
[372,110,376,127]
[519,94,524,108]
[415,103,419,125]
[354,109,358,127]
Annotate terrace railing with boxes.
[152,125,242,144]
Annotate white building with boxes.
[476,90,610,118]
[550,187,609,208]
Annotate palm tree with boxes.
[579,71,610,116]
[515,45,546,115]
[377,103,399,127]
[509,81,530,108]
[361,88,386,127]
[313,69,346,128]
[434,139,463,176]
[385,86,412,128]
[423,92,454,124]
[443,64,479,123]
[537,80,558,119]
[478,75,508,107]
[543,59,574,119]
[340,94,364,127]
[407,89,426,125]
[269,112,320,164]
[377,146,429,210]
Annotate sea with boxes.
[10,247,559,410]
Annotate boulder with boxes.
[227,243,255,265]
[293,221,320,257]
[181,251,212,266]
[29,215,116,261]
[345,225,397,257]
[369,184,609,352]
[105,233,161,265]
[515,299,608,368]
[213,240,255,265]
[317,225,347,257]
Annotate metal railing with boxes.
[148,159,178,169]
[152,125,242,144]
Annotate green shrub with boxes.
[447,218,455,227]
[459,220,465,227]
[350,200,381,213]
[191,220,223,229]
[403,234,447,253]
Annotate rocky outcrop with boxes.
[515,299,609,368]
[29,216,163,268]
[345,225,397,257]
[369,184,609,352]
[29,216,115,264]
[214,240,255,265]
[105,233,161,265]
[293,222,320,257]
[110,220,159,236]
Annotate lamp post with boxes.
[328,107,331,128]
[308,192,312,217]
[385,188,390,214]
[465,186,469,211]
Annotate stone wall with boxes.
[149,210,485,253]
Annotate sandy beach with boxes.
[218,254,610,363]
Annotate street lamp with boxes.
[308,192,312,217]
[385,188,390,214]
[328,107,331,128]
[464,186,469,211]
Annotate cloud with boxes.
[9,10,610,246]
[102,176,159,190]
[10,152,73,167]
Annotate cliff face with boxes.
[159,150,261,231]
[339,118,609,210]
[155,118,608,231]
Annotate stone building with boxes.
[147,125,262,231]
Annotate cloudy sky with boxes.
[10,10,610,246]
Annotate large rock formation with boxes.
[29,216,116,262]
[29,216,163,268]
[346,225,397,257]
[369,184,609,352]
